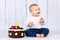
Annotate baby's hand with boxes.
[40,18,44,24]
[28,22,33,27]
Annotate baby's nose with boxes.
[37,12,40,13]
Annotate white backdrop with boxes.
[0,0,60,32]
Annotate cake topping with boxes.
[9,21,23,29]
[9,25,23,29]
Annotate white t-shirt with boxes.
[26,15,45,29]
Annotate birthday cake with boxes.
[8,25,25,38]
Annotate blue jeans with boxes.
[25,28,49,37]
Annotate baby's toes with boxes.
[40,34,44,38]
[36,34,41,37]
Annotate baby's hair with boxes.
[29,4,39,12]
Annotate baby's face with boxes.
[30,6,40,17]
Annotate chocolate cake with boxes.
[8,26,25,38]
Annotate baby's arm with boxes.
[40,18,44,23]
[26,16,33,27]
[39,18,45,25]
[28,22,33,27]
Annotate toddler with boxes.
[25,4,49,38]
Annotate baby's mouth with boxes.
[37,12,40,14]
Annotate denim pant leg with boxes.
[38,28,49,37]
[25,29,38,37]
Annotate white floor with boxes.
[0,30,60,40]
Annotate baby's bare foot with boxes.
[36,34,44,38]
[36,34,41,38]
[40,34,44,38]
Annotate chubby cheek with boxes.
[32,13,36,15]
[34,12,37,14]
[33,11,37,13]
[32,12,36,14]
